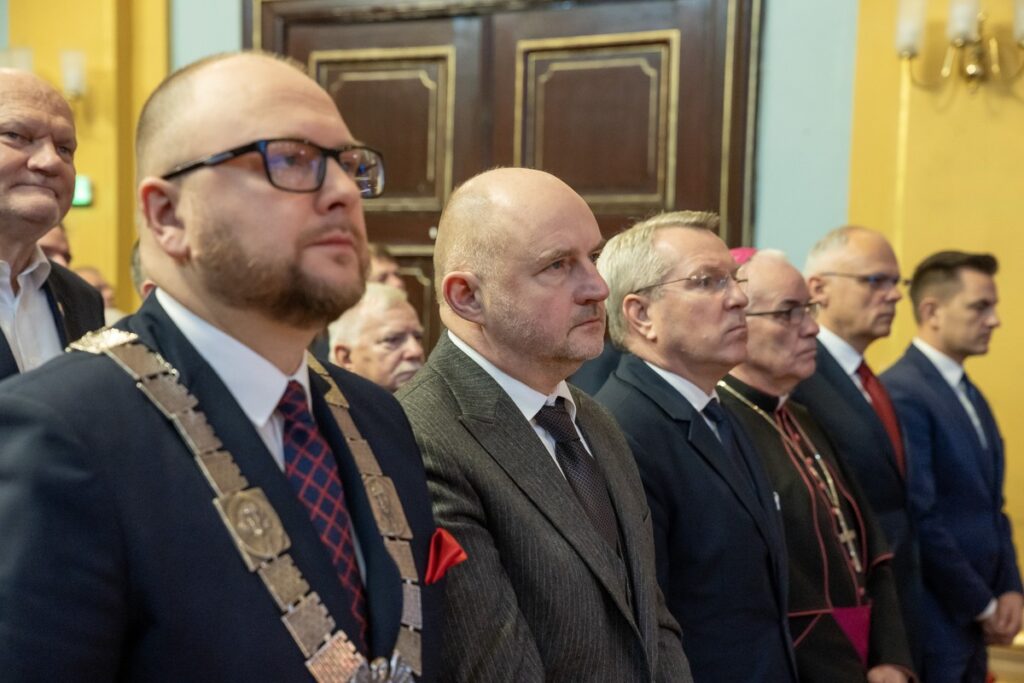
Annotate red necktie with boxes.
[277,380,368,652]
[856,362,906,478]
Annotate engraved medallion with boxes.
[348,440,383,476]
[283,594,336,658]
[259,555,310,610]
[400,583,423,630]
[363,476,412,540]
[174,410,223,453]
[395,628,422,676]
[307,356,350,409]
[214,488,289,567]
[69,327,138,354]
[383,540,418,581]
[139,374,198,417]
[306,632,363,683]
[197,451,248,495]
[107,341,173,377]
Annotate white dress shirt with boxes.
[911,338,987,449]
[644,360,722,436]
[157,289,310,469]
[447,331,593,477]
[157,289,367,577]
[0,246,63,372]
[817,325,872,403]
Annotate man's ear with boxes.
[441,271,484,324]
[331,343,353,369]
[622,293,655,341]
[918,297,941,329]
[807,275,828,306]
[138,177,188,260]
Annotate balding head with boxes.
[434,167,608,393]
[135,51,371,370]
[0,69,77,269]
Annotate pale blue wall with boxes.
[753,0,859,268]
[171,0,241,71]
[0,0,9,51]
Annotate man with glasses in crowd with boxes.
[0,52,443,681]
[793,225,923,666]
[882,251,1021,683]
[720,249,914,683]
[595,212,797,682]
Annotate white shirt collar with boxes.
[447,330,578,422]
[0,245,52,296]
[644,360,718,412]
[155,288,310,427]
[817,324,864,377]
[912,337,964,389]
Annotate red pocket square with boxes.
[425,528,467,585]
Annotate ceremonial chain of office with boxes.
[71,328,423,683]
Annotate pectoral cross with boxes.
[835,513,863,573]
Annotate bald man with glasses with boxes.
[793,225,924,668]
[595,212,797,682]
[0,52,443,682]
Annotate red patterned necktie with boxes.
[277,380,367,652]
[856,362,906,478]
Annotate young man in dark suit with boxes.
[792,226,923,662]
[0,69,103,380]
[594,212,797,682]
[398,167,690,682]
[0,53,441,681]
[882,251,1021,683]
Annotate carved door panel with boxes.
[247,0,760,348]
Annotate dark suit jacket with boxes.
[881,345,1021,654]
[595,354,797,683]
[397,334,691,682]
[792,340,922,656]
[0,296,441,682]
[0,261,104,379]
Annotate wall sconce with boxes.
[0,47,34,72]
[59,50,87,102]
[896,0,1024,90]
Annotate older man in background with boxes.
[793,226,922,661]
[328,282,424,392]
[719,249,914,683]
[399,167,690,682]
[0,69,103,380]
[595,212,796,682]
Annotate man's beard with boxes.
[192,219,368,329]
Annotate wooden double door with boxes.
[246,0,760,345]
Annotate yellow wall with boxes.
[850,0,1024,569]
[8,0,167,310]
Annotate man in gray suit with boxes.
[398,168,690,681]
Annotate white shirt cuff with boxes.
[977,598,998,622]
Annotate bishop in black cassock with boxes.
[723,247,915,683]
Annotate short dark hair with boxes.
[909,250,998,323]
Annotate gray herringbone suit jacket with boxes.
[398,334,691,682]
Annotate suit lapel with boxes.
[0,332,17,380]
[41,279,70,346]
[618,355,780,553]
[123,298,387,654]
[433,336,636,627]
[815,342,903,481]
[906,346,996,488]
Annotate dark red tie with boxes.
[856,362,906,478]
[277,380,367,651]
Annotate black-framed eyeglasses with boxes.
[633,272,748,295]
[819,272,901,291]
[747,301,820,325]
[160,138,385,198]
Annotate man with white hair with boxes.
[328,282,424,392]
[0,69,103,380]
[793,225,922,663]
[720,248,913,683]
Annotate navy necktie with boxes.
[703,399,761,500]
[534,398,620,550]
